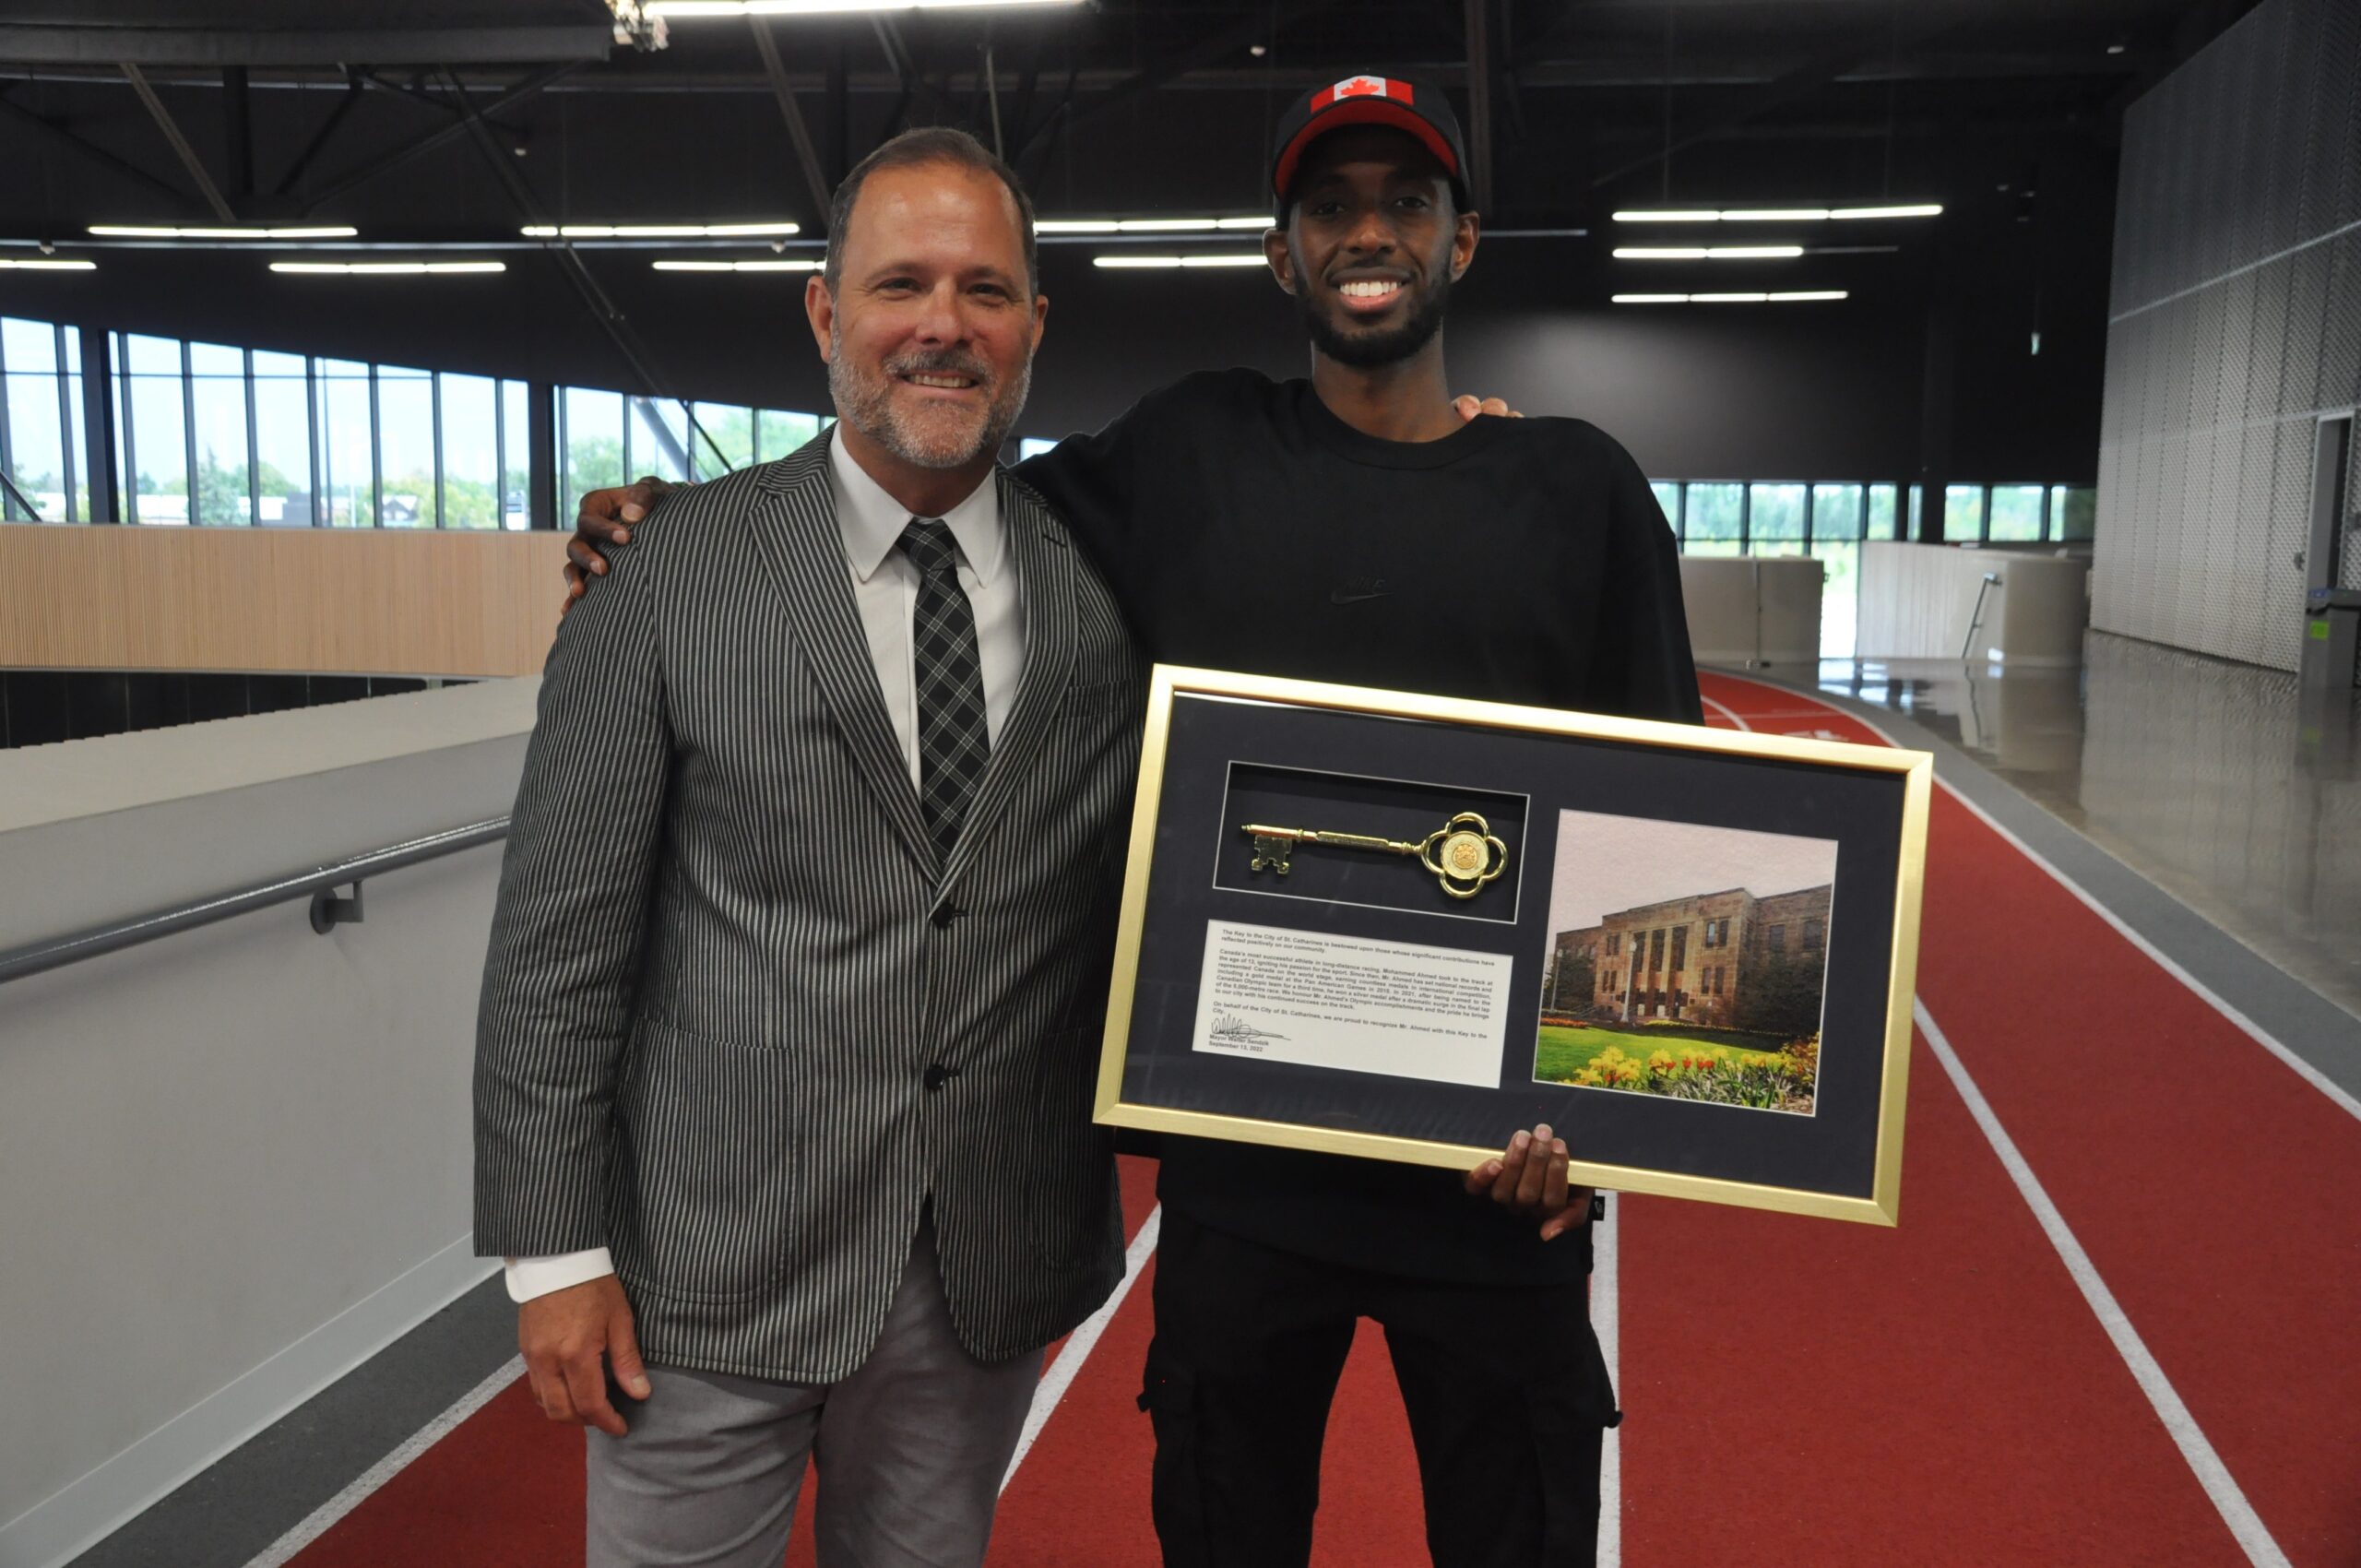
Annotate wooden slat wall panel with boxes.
[0,526,573,677]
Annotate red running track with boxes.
[271,674,2359,1568]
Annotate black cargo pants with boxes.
[1138,1209,1619,1568]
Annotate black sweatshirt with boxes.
[1017,367,1703,1286]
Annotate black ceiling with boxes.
[0,0,2264,238]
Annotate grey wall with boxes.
[0,683,533,1568]
[2094,0,2361,671]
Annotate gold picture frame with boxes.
[1094,664,1931,1227]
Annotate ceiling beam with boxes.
[1465,0,1496,215]
[0,22,615,69]
[0,85,191,206]
[120,62,236,220]
[299,63,576,215]
[271,75,366,197]
[749,18,836,233]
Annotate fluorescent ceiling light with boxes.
[522,221,801,238]
[653,259,824,271]
[270,261,506,275]
[89,224,359,240]
[1092,254,1267,269]
[650,0,1080,15]
[0,258,96,271]
[1041,216,1272,234]
[1611,290,1849,304]
[1612,245,1804,260]
[1613,205,1941,223]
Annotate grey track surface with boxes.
[1743,669,2361,1112]
[65,1275,520,1568]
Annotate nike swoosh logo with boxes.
[1328,588,1393,604]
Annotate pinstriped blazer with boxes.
[472,429,1145,1381]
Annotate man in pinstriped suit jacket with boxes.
[472,129,1144,1566]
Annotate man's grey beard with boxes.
[828,318,1032,470]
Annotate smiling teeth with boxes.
[1341,280,1399,298]
[908,374,974,388]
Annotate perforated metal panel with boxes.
[2096,0,2361,671]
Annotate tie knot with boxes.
[897,518,961,581]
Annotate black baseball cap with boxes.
[1269,74,1471,209]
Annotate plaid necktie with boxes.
[897,517,991,863]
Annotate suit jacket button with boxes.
[931,903,964,928]
[923,1063,955,1091]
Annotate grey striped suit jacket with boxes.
[473,430,1145,1382]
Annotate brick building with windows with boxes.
[1554,882,1833,1028]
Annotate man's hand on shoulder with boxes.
[1452,394,1524,422]
[518,1273,651,1436]
[1464,1122,1593,1242]
[562,475,673,615]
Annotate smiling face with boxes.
[1267,125,1478,369]
[807,160,1045,472]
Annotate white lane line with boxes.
[242,1354,526,1568]
[1002,1205,1161,1494]
[1914,998,2293,1568]
[1592,1195,1621,1568]
[1746,676,2361,1128]
[1697,693,1752,731]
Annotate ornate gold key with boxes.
[1240,812,1509,899]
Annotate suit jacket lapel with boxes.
[938,469,1076,892]
[742,432,939,876]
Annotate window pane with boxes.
[1944,483,1983,540]
[2053,485,2095,541]
[630,397,690,482]
[125,337,188,526]
[377,365,433,528]
[502,381,531,529]
[1750,482,1806,542]
[1648,481,1680,532]
[4,320,65,521]
[1810,482,1863,541]
[189,343,250,526]
[316,359,373,528]
[252,351,313,526]
[758,409,822,461]
[1814,540,1859,659]
[1866,484,1897,540]
[693,402,753,479]
[1686,482,1742,540]
[1988,484,2043,542]
[564,386,625,523]
[1681,539,1743,558]
[125,333,181,377]
[439,373,499,529]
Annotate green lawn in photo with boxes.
[1534,1022,1787,1083]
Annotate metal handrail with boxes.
[0,818,510,986]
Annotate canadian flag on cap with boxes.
[1311,75,1412,112]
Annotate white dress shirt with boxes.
[504,435,1026,1305]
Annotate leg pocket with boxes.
[1520,1332,1619,1567]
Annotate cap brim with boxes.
[1273,100,1462,203]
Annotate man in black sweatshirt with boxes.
[566,79,1697,1568]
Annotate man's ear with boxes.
[1030,291,1050,355]
[1264,226,1297,295]
[805,275,836,362]
[1451,208,1481,281]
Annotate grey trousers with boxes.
[586,1223,1043,1568]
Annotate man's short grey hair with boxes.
[822,126,1039,296]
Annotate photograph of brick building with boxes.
[1551,881,1832,1029]
[1534,810,1839,1114]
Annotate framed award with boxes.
[1094,665,1931,1226]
